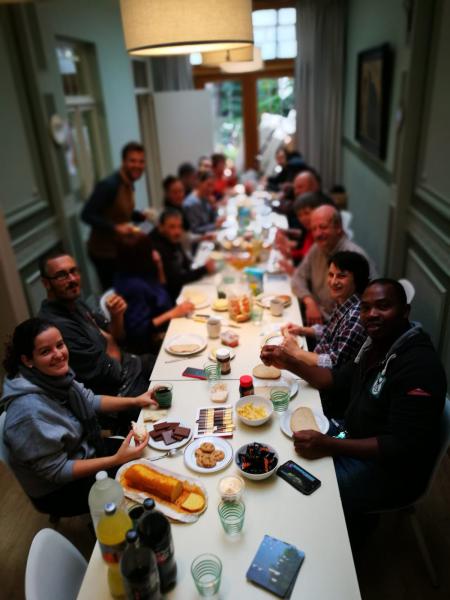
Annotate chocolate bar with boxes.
[149,430,163,440]
[153,421,180,431]
[162,430,176,445]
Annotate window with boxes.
[206,80,244,167]
[252,8,297,60]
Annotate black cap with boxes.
[143,498,155,511]
[126,529,139,544]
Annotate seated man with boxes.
[291,205,377,324]
[183,171,226,234]
[177,162,197,198]
[261,279,447,524]
[150,208,215,301]
[38,252,153,400]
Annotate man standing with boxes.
[261,279,446,523]
[291,205,376,324]
[38,252,153,404]
[150,209,215,301]
[81,141,149,290]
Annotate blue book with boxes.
[246,535,305,598]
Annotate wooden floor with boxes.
[1,455,450,600]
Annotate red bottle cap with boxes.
[239,375,253,388]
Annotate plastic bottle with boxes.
[137,498,177,593]
[239,375,254,397]
[88,471,125,530]
[120,529,161,600]
[97,502,133,599]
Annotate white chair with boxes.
[398,278,416,304]
[340,210,354,240]
[99,288,115,321]
[25,528,87,600]
[369,398,450,587]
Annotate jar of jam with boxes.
[239,375,254,397]
[216,348,231,375]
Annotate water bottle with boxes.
[120,530,161,600]
[137,498,177,593]
[88,471,125,530]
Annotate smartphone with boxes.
[277,460,321,495]
[182,367,207,380]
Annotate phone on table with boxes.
[277,460,321,495]
[182,367,207,380]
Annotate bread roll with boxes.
[290,407,320,433]
[253,364,281,379]
[125,464,183,502]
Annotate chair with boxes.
[99,288,115,321]
[369,398,450,587]
[399,278,416,304]
[25,528,87,600]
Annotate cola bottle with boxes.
[120,529,161,600]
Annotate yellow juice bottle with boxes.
[97,502,133,599]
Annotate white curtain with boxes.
[295,0,345,190]
[151,56,194,92]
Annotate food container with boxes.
[228,292,252,323]
[218,475,245,502]
[235,395,273,427]
[235,442,279,481]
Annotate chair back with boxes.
[398,278,416,304]
[25,528,87,600]
[0,411,10,467]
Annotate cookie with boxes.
[195,448,204,458]
[196,453,217,468]
[212,450,225,462]
[200,442,215,454]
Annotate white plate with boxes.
[261,331,304,350]
[253,371,299,399]
[164,333,207,356]
[147,418,193,451]
[184,436,233,474]
[177,289,209,309]
[208,346,236,361]
[280,404,329,437]
[256,294,292,309]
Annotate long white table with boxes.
[77,201,361,600]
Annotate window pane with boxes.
[278,40,297,59]
[252,9,277,27]
[261,43,276,60]
[190,52,202,65]
[132,61,148,88]
[278,8,296,25]
[278,25,296,42]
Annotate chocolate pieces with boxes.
[151,421,190,446]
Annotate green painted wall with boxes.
[342,0,408,272]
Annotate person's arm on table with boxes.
[151,301,194,328]
[99,388,159,412]
[293,431,379,460]
[260,344,333,389]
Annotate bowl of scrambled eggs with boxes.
[235,395,273,427]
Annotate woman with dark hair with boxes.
[114,234,194,353]
[1,318,157,516]
[282,251,369,368]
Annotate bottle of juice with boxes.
[97,502,133,599]
[88,471,125,531]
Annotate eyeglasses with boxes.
[45,267,81,282]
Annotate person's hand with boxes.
[303,298,323,325]
[281,322,303,337]
[114,430,149,465]
[171,301,195,318]
[205,259,216,274]
[278,258,295,275]
[115,223,137,237]
[106,294,128,317]
[142,208,158,223]
[152,250,162,267]
[202,232,217,242]
[260,344,293,371]
[293,430,331,459]
[134,388,159,409]
[215,216,226,228]
[281,334,301,358]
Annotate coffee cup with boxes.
[270,298,284,317]
[207,317,221,339]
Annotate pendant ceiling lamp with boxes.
[201,45,253,67]
[220,47,264,74]
[119,0,253,57]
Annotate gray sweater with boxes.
[1,375,101,498]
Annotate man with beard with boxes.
[38,253,153,415]
[291,205,376,325]
[261,279,446,526]
[81,141,150,290]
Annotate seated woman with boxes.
[282,251,369,368]
[1,318,157,517]
[114,234,194,354]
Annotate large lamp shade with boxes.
[202,46,253,66]
[220,47,264,73]
[120,0,253,56]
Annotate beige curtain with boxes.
[295,0,345,189]
[151,56,194,92]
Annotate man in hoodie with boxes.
[261,279,446,520]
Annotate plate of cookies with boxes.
[184,436,233,474]
[148,418,193,451]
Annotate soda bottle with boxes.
[137,499,177,593]
[97,502,133,599]
[88,471,125,530]
[120,529,161,600]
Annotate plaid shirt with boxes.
[314,294,367,368]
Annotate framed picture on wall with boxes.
[355,44,392,160]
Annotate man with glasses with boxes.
[38,252,153,432]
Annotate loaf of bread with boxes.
[253,364,281,379]
[290,407,320,433]
[125,464,183,502]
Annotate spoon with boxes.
[150,448,182,461]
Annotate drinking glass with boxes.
[154,383,173,408]
[204,362,221,386]
[218,500,245,536]
[251,305,263,326]
[270,388,290,413]
[191,553,222,598]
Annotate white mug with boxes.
[207,317,222,338]
[270,298,284,317]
